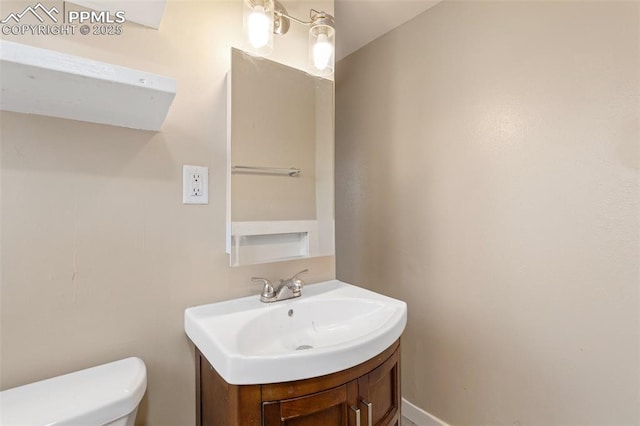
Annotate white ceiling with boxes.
[334,0,442,60]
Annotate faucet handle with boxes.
[291,269,308,292]
[252,277,275,299]
[291,269,308,281]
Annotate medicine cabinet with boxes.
[226,48,334,266]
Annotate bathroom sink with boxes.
[184,280,407,385]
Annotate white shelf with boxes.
[0,40,176,131]
[229,220,319,267]
[69,0,167,29]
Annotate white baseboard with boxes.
[402,398,449,426]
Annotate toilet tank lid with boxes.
[0,357,147,426]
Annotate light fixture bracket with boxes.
[309,9,335,29]
[272,1,335,35]
[273,1,290,35]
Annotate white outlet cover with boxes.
[183,165,209,204]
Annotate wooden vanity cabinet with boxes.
[195,340,401,426]
[357,345,401,426]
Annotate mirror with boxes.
[226,48,334,266]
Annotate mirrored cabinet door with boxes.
[226,48,334,266]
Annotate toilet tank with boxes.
[0,357,147,426]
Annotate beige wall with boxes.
[0,1,334,425]
[336,1,639,425]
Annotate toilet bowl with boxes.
[0,357,147,426]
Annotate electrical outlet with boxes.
[183,165,209,204]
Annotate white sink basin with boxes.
[184,280,407,385]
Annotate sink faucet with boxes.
[252,269,308,303]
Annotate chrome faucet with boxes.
[252,269,308,303]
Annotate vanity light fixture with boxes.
[242,0,335,77]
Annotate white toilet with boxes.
[0,357,147,426]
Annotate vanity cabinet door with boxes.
[357,346,401,426]
[262,381,359,426]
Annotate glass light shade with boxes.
[243,0,274,57]
[308,22,335,77]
